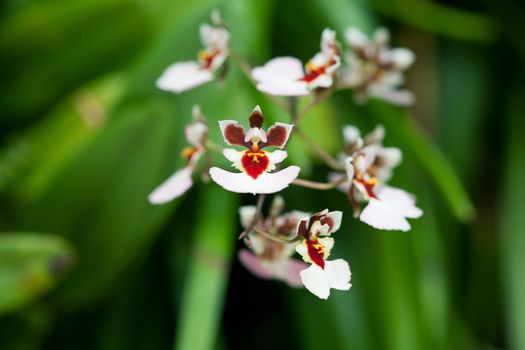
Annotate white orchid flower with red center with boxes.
[342,27,415,106]
[251,28,341,96]
[209,106,300,194]
[148,106,208,204]
[294,210,351,299]
[332,125,423,231]
[238,197,309,287]
[156,10,229,94]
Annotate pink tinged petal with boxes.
[156,61,214,93]
[345,27,369,48]
[239,250,275,280]
[280,259,309,288]
[300,259,352,299]
[359,186,423,231]
[238,250,307,288]
[209,166,300,194]
[239,206,257,229]
[185,122,207,148]
[148,166,194,204]
[252,57,305,82]
[371,88,415,106]
[265,123,293,148]
[218,120,247,146]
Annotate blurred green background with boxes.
[1,0,524,349]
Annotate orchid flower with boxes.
[148,106,208,204]
[342,27,415,106]
[238,197,309,287]
[209,106,300,194]
[251,28,341,96]
[332,125,423,231]
[156,10,229,94]
[294,209,351,299]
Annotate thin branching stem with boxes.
[292,176,347,190]
[294,127,345,171]
[252,226,301,244]
[238,194,266,239]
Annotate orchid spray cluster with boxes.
[150,11,422,299]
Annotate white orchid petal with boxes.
[345,157,355,181]
[390,48,415,70]
[308,74,333,89]
[156,61,214,93]
[300,259,352,299]
[321,28,337,53]
[343,125,361,145]
[256,80,310,96]
[318,237,334,258]
[148,166,194,204]
[252,56,305,82]
[360,186,422,231]
[223,148,243,171]
[239,206,257,229]
[373,27,390,46]
[267,150,288,171]
[209,166,300,194]
[185,122,207,148]
[326,211,343,234]
[345,27,369,48]
[295,240,310,263]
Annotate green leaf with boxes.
[369,0,500,43]
[21,97,183,307]
[500,82,525,350]
[0,0,154,124]
[174,186,237,350]
[0,233,74,316]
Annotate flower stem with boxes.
[292,176,347,190]
[294,127,345,170]
[238,194,266,239]
[252,226,301,244]
[293,87,334,124]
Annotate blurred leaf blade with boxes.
[0,233,74,316]
[368,103,475,223]
[174,186,237,350]
[0,0,155,124]
[369,0,499,43]
[500,82,525,350]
